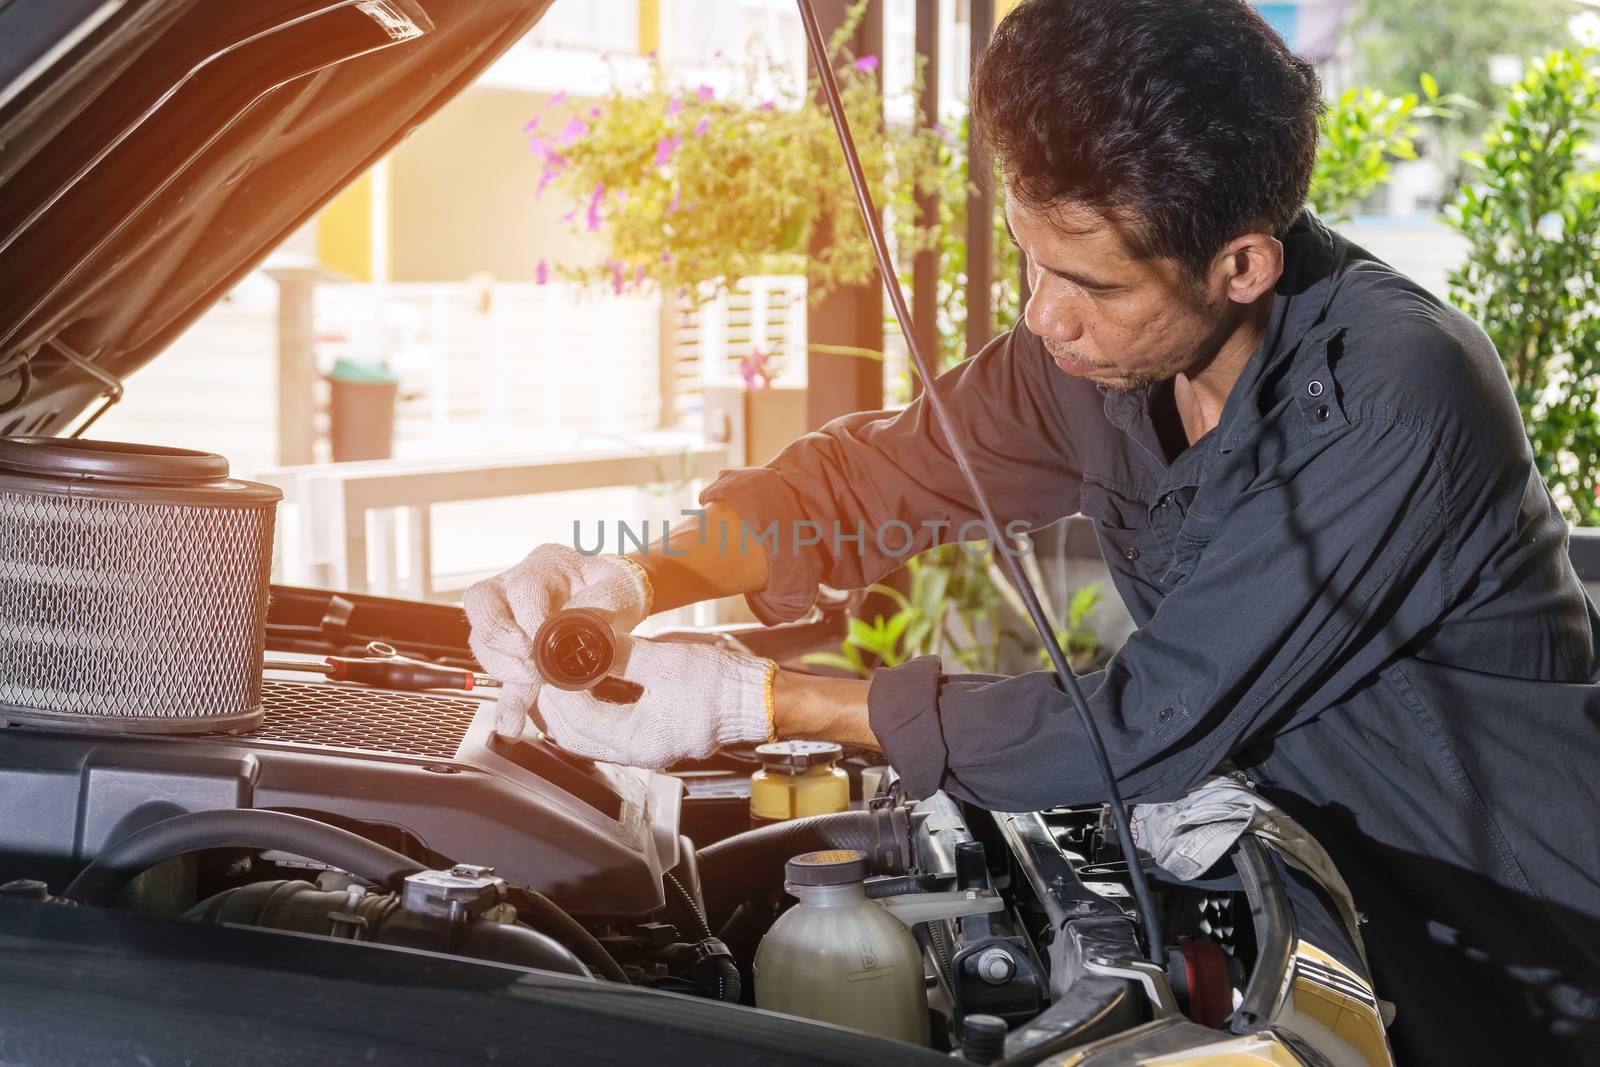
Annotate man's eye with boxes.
[1049,271,1117,295]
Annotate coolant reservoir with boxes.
[750,740,850,826]
[753,850,930,1045]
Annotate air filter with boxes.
[0,438,281,734]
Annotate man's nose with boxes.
[1025,285,1085,344]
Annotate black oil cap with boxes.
[533,608,616,690]
[756,739,843,775]
[785,849,869,887]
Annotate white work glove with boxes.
[498,634,777,767]
[464,544,652,737]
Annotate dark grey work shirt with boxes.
[703,214,1600,1063]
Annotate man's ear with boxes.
[1215,230,1284,305]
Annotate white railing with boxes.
[314,281,666,453]
[668,273,806,423]
[256,438,730,602]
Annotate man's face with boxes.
[1005,194,1237,392]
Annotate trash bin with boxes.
[327,357,400,462]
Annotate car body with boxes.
[0,3,1392,1064]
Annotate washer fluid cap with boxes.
[755,739,843,775]
[785,849,869,887]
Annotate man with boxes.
[466,1,1600,1061]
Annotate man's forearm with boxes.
[627,500,769,615]
[627,501,880,750]
[772,668,879,750]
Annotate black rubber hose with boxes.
[64,809,425,905]
[661,874,740,1002]
[503,885,629,984]
[698,943,743,1004]
[453,920,592,979]
[714,899,778,1005]
[696,809,909,929]
[863,873,941,899]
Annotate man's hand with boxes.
[498,635,777,767]
[464,544,651,737]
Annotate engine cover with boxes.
[0,666,681,916]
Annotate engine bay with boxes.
[0,586,1324,1065]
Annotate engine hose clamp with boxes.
[327,911,371,940]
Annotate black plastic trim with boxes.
[1230,836,1295,1032]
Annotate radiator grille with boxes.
[253,680,478,760]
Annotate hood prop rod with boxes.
[51,339,124,437]
[795,0,1164,964]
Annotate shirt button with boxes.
[1316,405,1331,421]
[1158,707,1174,724]
[1307,379,1325,397]
[1123,546,1140,561]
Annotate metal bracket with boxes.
[1084,954,1180,1019]
[880,888,1005,927]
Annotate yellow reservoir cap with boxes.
[750,740,850,825]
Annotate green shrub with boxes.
[1447,50,1600,524]
[1309,77,1467,223]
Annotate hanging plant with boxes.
[526,1,943,301]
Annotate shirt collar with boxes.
[1096,210,1347,456]
[1214,210,1346,453]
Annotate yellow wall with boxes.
[317,170,376,282]
[638,0,660,54]
[386,88,604,283]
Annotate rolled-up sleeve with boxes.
[702,326,1083,624]
[870,416,1456,810]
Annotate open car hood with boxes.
[0,0,553,437]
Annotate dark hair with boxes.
[971,0,1322,281]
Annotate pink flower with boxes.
[615,188,629,203]
[692,117,711,137]
[559,208,577,223]
[589,106,603,119]
[696,84,715,102]
[610,260,626,294]
[666,94,683,117]
[548,90,567,106]
[586,181,606,232]
[739,350,773,390]
[536,166,558,198]
[634,264,646,284]
[557,117,588,146]
[527,134,552,159]
[666,189,681,214]
[653,134,682,166]
[522,115,541,133]
[660,251,673,263]
[759,100,776,111]
[535,260,549,285]
[854,54,879,73]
